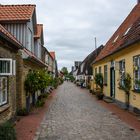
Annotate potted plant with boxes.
[121,73,132,110]
[94,73,104,100]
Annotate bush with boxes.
[17,108,28,116]
[40,94,49,99]
[0,121,16,140]
[52,78,59,89]
[35,100,45,107]
[59,78,64,84]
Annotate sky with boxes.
[0,0,136,71]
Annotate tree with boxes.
[61,67,68,76]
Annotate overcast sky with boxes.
[0,0,136,71]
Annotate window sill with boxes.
[0,104,10,114]
[132,89,140,93]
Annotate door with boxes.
[110,68,115,98]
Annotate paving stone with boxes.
[36,82,140,140]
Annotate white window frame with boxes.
[104,65,108,85]
[119,60,125,87]
[134,56,140,90]
[0,58,12,76]
[0,77,8,106]
[0,58,16,76]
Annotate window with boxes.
[123,27,131,36]
[99,66,102,74]
[113,35,119,43]
[104,65,108,85]
[95,67,97,75]
[119,60,125,87]
[0,59,15,76]
[0,59,14,75]
[134,56,140,90]
[0,77,8,105]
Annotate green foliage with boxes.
[52,78,59,89]
[121,73,132,94]
[61,67,68,76]
[59,77,64,84]
[24,70,39,94]
[66,74,75,82]
[40,94,49,99]
[0,121,16,140]
[24,70,53,95]
[35,95,45,107]
[94,73,103,92]
[17,108,28,116]
[35,100,45,107]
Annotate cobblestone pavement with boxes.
[36,82,140,140]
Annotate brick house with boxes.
[0,24,22,123]
[0,5,47,111]
[49,52,58,77]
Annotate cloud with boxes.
[0,0,136,71]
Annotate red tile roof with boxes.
[0,4,35,22]
[0,24,22,47]
[95,3,140,63]
[50,52,55,60]
[34,24,43,39]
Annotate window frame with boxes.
[99,66,102,74]
[0,77,8,106]
[0,58,13,76]
[119,59,125,88]
[104,65,108,85]
[133,55,140,90]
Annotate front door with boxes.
[110,68,115,98]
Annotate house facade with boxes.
[77,45,104,88]
[0,24,22,123]
[92,2,140,111]
[0,5,47,111]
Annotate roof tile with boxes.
[0,4,35,22]
[95,4,140,62]
[34,24,43,39]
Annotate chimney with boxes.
[138,0,140,4]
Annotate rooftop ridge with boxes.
[0,4,36,7]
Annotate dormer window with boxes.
[113,35,119,43]
[123,27,131,36]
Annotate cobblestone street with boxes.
[36,82,140,140]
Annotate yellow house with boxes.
[92,2,140,111]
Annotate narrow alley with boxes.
[36,82,140,140]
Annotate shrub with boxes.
[0,121,16,140]
[59,77,64,84]
[35,100,45,107]
[40,94,49,99]
[94,73,103,92]
[52,78,59,89]
[94,73,104,100]
[17,108,28,116]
